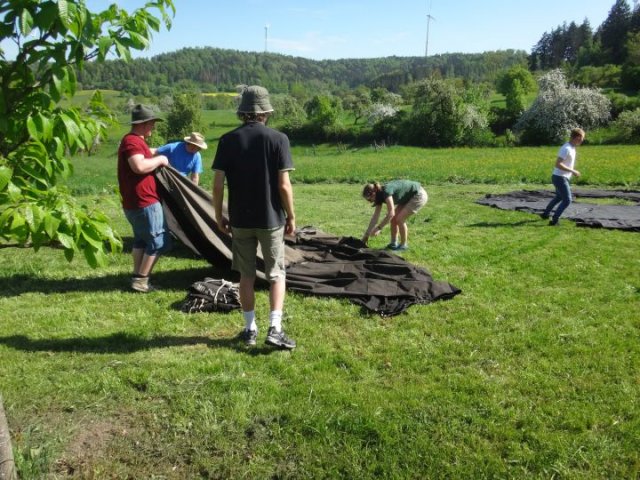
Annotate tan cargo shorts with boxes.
[231,226,286,283]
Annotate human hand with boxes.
[285,217,296,235]
[216,217,231,235]
[574,169,581,177]
[159,155,169,167]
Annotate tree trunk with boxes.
[0,395,17,480]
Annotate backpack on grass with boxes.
[181,278,241,313]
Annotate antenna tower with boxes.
[264,24,270,53]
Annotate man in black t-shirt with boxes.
[212,85,297,349]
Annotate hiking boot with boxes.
[265,327,296,350]
[239,329,258,346]
[385,242,399,250]
[131,276,155,293]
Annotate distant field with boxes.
[66,135,640,195]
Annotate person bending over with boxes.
[361,179,428,251]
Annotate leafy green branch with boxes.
[0,0,175,267]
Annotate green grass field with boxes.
[1,119,639,478]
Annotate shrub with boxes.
[612,108,640,142]
[606,92,640,119]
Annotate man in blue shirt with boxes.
[155,132,207,185]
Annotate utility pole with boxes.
[264,24,269,53]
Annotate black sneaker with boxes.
[540,213,549,220]
[265,327,296,349]
[239,329,257,346]
[549,219,559,226]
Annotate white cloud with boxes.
[270,31,348,56]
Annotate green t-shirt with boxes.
[379,180,421,206]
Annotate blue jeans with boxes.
[124,202,172,256]
[543,175,572,221]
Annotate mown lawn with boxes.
[1,137,639,478]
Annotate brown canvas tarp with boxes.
[156,167,461,316]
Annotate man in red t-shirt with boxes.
[117,104,171,292]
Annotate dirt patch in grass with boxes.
[54,415,137,476]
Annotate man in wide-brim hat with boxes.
[117,104,172,293]
[212,85,297,350]
[154,132,208,185]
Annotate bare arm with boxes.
[278,170,296,235]
[127,153,168,174]
[190,172,200,185]
[362,204,383,244]
[212,170,230,233]
[555,156,581,177]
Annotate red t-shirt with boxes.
[117,133,160,209]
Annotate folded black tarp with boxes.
[156,167,461,316]
[476,189,640,232]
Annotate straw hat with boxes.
[130,104,163,124]
[237,85,274,114]
[183,132,208,150]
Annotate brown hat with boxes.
[131,104,164,124]
[237,85,274,114]
[183,132,208,150]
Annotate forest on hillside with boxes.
[77,49,528,97]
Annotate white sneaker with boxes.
[131,276,156,293]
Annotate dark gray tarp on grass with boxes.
[476,189,640,232]
[156,167,461,316]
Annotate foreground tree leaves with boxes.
[0,0,175,267]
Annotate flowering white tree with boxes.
[515,69,611,145]
[367,103,398,125]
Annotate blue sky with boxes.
[4,1,618,60]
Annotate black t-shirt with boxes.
[212,122,294,228]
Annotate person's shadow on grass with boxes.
[0,265,237,297]
[0,332,285,355]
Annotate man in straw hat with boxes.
[212,85,297,349]
[154,132,207,185]
[117,104,172,293]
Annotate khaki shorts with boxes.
[403,187,428,214]
[231,226,286,283]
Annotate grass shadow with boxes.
[121,236,206,260]
[467,219,542,228]
[0,332,282,355]
[0,266,238,297]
